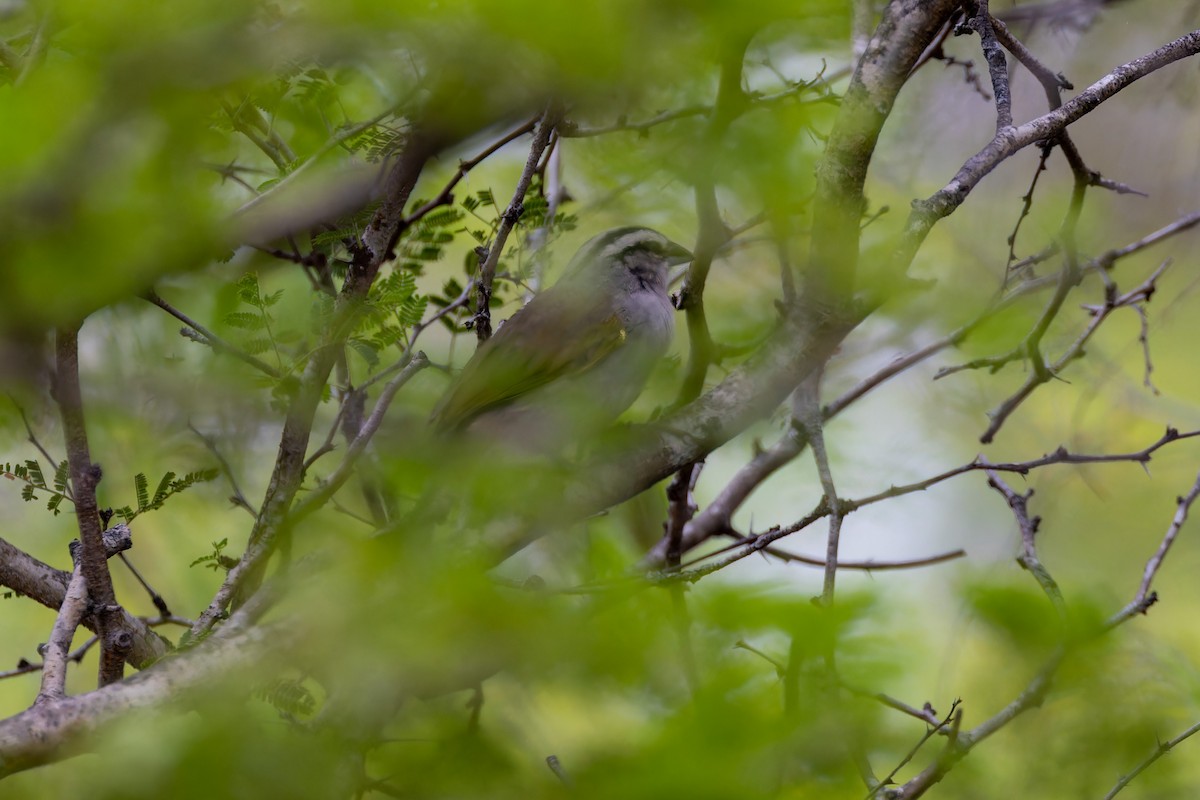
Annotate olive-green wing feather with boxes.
[431,287,626,431]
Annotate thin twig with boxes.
[4,635,99,683]
[793,373,843,606]
[673,39,747,406]
[301,395,352,472]
[8,398,66,483]
[560,72,849,138]
[116,553,171,617]
[222,98,293,172]
[672,426,1200,578]
[1104,719,1200,800]
[188,422,256,516]
[403,117,541,227]
[982,467,1065,616]
[197,138,435,630]
[897,459,1200,795]
[146,292,283,379]
[1106,464,1200,628]
[901,30,1200,275]
[235,104,403,216]
[935,258,1171,443]
[360,277,474,391]
[35,565,89,702]
[641,151,1194,570]
[869,700,962,798]
[471,106,559,341]
[664,463,702,692]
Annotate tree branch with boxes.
[199,136,436,628]
[145,291,283,379]
[471,105,559,341]
[900,30,1200,272]
[674,37,746,405]
[53,323,131,686]
[810,0,960,301]
[1106,463,1200,628]
[1104,719,1200,799]
[0,616,292,778]
[37,526,132,703]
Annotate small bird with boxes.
[432,226,690,450]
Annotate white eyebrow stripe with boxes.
[563,227,670,278]
[594,229,664,259]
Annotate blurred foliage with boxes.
[2,0,1200,799]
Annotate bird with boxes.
[431,226,691,452]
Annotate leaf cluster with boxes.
[114,469,220,524]
[1,459,71,516]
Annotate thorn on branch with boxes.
[501,202,525,226]
[1140,591,1159,613]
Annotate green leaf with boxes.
[522,195,549,222]
[235,273,263,308]
[348,338,380,369]
[370,325,404,350]
[135,472,149,511]
[24,459,44,489]
[399,295,428,327]
[224,311,267,330]
[242,337,273,355]
[190,538,232,571]
[52,460,70,494]
[152,471,177,506]
[255,678,317,717]
[414,245,443,262]
[421,208,463,229]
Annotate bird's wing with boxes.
[431,287,626,431]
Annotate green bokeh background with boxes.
[3,1,1200,797]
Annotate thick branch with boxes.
[35,566,89,703]
[36,526,133,702]
[54,324,129,686]
[965,0,1013,131]
[0,536,169,669]
[0,618,289,778]
[810,0,959,300]
[569,307,859,525]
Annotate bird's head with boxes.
[563,226,692,294]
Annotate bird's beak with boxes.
[663,240,693,267]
